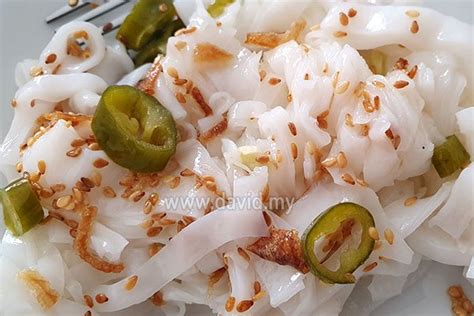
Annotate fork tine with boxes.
[74,0,128,23]
[100,12,128,35]
[46,0,90,23]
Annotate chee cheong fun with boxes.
[0,0,473,315]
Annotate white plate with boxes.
[0,1,472,315]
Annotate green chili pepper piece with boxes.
[1,176,44,236]
[91,85,177,173]
[117,0,176,51]
[301,202,375,284]
[432,135,470,178]
[134,19,185,67]
[207,0,235,18]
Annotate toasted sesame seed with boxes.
[93,158,109,169]
[102,186,116,198]
[336,152,347,168]
[175,26,197,36]
[66,147,82,157]
[410,20,419,34]
[333,31,347,38]
[339,12,349,26]
[182,215,196,226]
[167,67,179,79]
[84,311,92,316]
[356,177,368,187]
[51,184,66,192]
[175,92,186,104]
[147,226,163,237]
[321,157,337,168]
[345,113,354,127]
[143,201,153,215]
[180,169,194,177]
[345,273,357,283]
[177,220,185,233]
[124,275,138,291]
[291,143,298,160]
[68,0,78,6]
[226,296,236,312]
[237,247,250,262]
[288,122,297,136]
[90,171,102,187]
[72,187,84,202]
[254,281,262,295]
[30,66,43,77]
[404,196,418,206]
[130,190,145,202]
[148,243,164,257]
[175,41,187,51]
[253,291,267,302]
[16,162,23,173]
[71,138,86,147]
[149,193,159,206]
[363,262,378,272]
[39,189,54,199]
[374,95,380,110]
[348,8,357,18]
[236,300,254,313]
[304,73,309,80]
[384,228,394,245]
[45,53,57,64]
[88,143,100,151]
[368,227,380,240]
[405,10,420,18]
[11,99,17,107]
[332,71,340,88]
[262,211,272,227]
[407,65,418,79]
[393,80,409,89]
[57,195,73,208]
[335,81,350,94]
[287,93,293,102]
[259,70,267,81]
[255,154,270,164]
[159,218,177,226]
[159,3,168,12]
[151,291,164,306]
[84,295,94,308]
[152,212,166,221]
[341,173,355,185]
[205,180,217,192]
[81,177,95,189]
[268,77,281,85]
[173,78,187,86]
[95,293,108,304]
[373,81,385,88]
[374,240,382,250]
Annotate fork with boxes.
[46,0,134,34]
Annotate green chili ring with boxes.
[432,135,470,178]
[301,202,375,284]
[91,85,177,173]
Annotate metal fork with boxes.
[46,0,134,34]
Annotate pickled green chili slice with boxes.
[432,135,470,178]
[1,176,44,236]
[91,85,177,173]
[134,19,185,67]
[207,0,235,18]
[117,0,176,51]
[301,202,375,284]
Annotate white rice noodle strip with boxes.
[90,222,129,262]
[284,182,413,265]
[225,250,255,302]
[0,74,107,168]
[39,21,105,74]
[429,163,474,239]
[385,182,452,238]
[89,41,134,85]
[407,223,472,266]
[252,254,305,308]
[464,257,474,285]
[313,3,473,103]
[155,75,188,121]
[195,251,224,275]
[456,107,474,156]
[69,90,101,115]
[116,63,151,86]
[90,210,268,312]
[233,166,268,201]
[15,59,39,87]
[175,139,231,195]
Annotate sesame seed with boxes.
[88,143,100,151]
[304,73,309,80]
[56,195,73,208]
[410,20,419,34]
[335,81,350,94]
[339,12,349,26]
[237,247,250,262]
[321,157,337,168]
[84,311,91,316]
[373,81,385,88]
[262,211,272,227]
[71,139,86,147]
[39,189,54,199]
[159,218,177,226]
[356,177,368,186]
[341,173,355,185]
[348,8,357,18]
[332,71,340,88]
[95,293,108,304]
[268,77,281,85]
[180,169,194,177]
[45,54,57,64]
[291,143,298,160]
[152,212,166,221]
[254,281,261,295]
[175,26,197,36]
[148,243,164,257]
[11,99,17,107]
[363,262,378,272]
[159,3,168,12]
[16,162,23,173]
[72,187,84,202]
[80,177,95,189]
[333,31,347,38]
[374,240,382,250]
[91,158,108,169]
[374,95,380,110]
[147,226,163,237]
[345,273,357,283]
[177,220,185,233]
[368,227,380,240]
[51,184,66,192]
[404,196,418,206]
[90,171,102,187]
[175,92,186,104]
[384,228,394,245]
[30,66,43,77]
[405,10,420,18]
[407,65,418,79]
[124,275,138,291]
[182,215,196,226]
[226,296,236,312]
[305,141,316,155]
[336,152,347,168]
[151,291,164,306]
[253,291,267,302]
[259,70,267,81]
[102,186,116,198]
[173,78,187,86]
[261,184,270,202]
[149,193,159,206]
[141,220,154,230]
[84,295,93,308]
[345,113,354,127]
[288,122,297,136]
[205,180,217,192]
[236,300,254,313]
[255,154,270,164]
[29,171,41,183]
[66,147,82,157]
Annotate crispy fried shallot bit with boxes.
[137,55,163,95]
[18,269,60,310]
[73,205,125,273]
[193,42,233,68]
[199,117,228,143]
[245,19,307,49]
[191,86,213,116]
[247,226,309,273]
